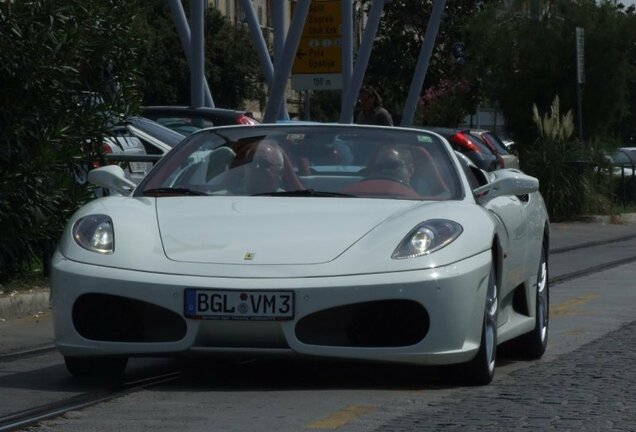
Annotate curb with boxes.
[574,213,636,224]
[0,289,50,321]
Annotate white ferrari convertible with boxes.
[51,124,549,385]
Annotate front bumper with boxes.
[51,250,491,366]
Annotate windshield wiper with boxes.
[142,187,208,197]
[251,189,356,197]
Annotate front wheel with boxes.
[463,262,498,386]
[64,356,128,380]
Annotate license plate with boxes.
[184,289,294,321]
[129,161,147,173]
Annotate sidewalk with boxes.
[550,214,636,251]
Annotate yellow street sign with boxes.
[292,0,342,76]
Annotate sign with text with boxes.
[291,0,342,90]
[576,27,585,84]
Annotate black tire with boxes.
[64,356,128,380]
[464,262,498,386]
[514,242,549,359]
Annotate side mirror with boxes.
[473,169,538,205]
[87,165,136,196]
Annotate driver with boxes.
[244,139,286,195]
[369,145,415,186]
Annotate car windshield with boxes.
[136,125,463,200]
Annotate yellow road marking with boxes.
[565,327,587,336]
[307,405,376,430]
[552,293,600,317]
[306,295,599,430]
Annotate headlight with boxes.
[392,219,462,259]
[72,214,114,254]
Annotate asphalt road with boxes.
[374,264,636,431]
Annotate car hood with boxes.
[157,197,417,265]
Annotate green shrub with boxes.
[522,96,591,220]
[0,1,144,282]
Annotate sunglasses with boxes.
[376,160,407,171]
[254,158,284,171]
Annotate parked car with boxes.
[141,106,259,135]
[608,147,636,202]
[81,123,153,186]
[84,117,184,188]
[610,147,636,178]
[424,127,501,171]
[71,92,150,185]
[126,116,185,155]
[470,129,520,170]
[53,123,549,385]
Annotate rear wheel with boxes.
[464,262,498,386]
[514,242,549,359]
[64,356,128,380]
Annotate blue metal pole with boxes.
[238,0,274,86]
[339,0,385,124]
[341,0,353,110]
[272,1,285,65]
[167,0,214,107]
[240,0,289,119]
[190,0,205,109]
[262,0,311,123]
[400,0,445,127]
[272,0,289,120]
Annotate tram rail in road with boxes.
[0,371,183,432]
[549,231,636,285]
[0,346,56,364]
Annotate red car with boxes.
[424,127,501,171]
